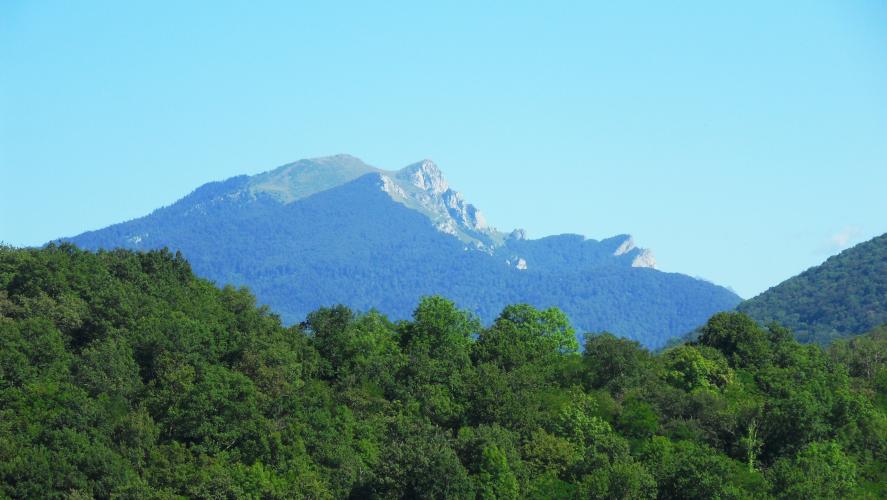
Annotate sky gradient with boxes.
[2,1,886,298]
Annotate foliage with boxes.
[738,233,887,345]
[0,245,884,498]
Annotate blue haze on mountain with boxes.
[62,155,740,348]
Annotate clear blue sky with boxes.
[2,1,886,298]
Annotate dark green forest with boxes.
[1,245,886,498]
[739,233,887,345]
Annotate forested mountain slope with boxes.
[1,245,884,498]
[739,233,887,345]
[62,155,739,348]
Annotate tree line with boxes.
[1,244,885,498]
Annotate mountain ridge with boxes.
[60,155,740,348]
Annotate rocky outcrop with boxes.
[613,236,637,256]
[397,159,450,195]
[508,229,528,241]
[392,160,492,239]
[442,189,487,231]
[631,249,657,269]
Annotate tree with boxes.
[398,296,479,427]
[661,344,733,392]
[769,441,857,499]
[476,445,519,499]
[642,439,746,500]
[582,333,653,394]
[697,312,772,368]
[75,335,142,399]
[475,304,578,374]
[1,246,883,498]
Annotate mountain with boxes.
[62,154,740,348]
[738,233,887,345]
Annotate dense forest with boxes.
[1,244,885,498]
[739,233,887,345]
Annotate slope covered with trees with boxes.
[1,245,885,498]
[64,156,740,349]
[738,233,887,345]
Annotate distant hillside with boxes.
[61,155,740,348]
[738,233,887,344]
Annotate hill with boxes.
[738,233,887,344]
[61,155,739,348]
[1,245,884,498]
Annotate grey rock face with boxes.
[397,159,450,195]
[508,229,528,241]
[442,189,488,231]
[631,249,657,269]
[389,160,493,242]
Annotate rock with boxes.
[631,249,657,269]
[508,229,528,241]
[397,159,449,195]
[613,236,636,256]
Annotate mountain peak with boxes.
[631,249,657,269]
[308,153,373,167]
[247,155,380,203]
[167,155,657,265]
[611,235,656,268]
[397,159,449,195]
[613,236,637,256]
